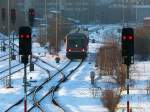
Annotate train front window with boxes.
[68,38,84,48]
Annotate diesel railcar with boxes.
[66,28,89,59]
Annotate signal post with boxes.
[10,8,16,60]
[19,26,32,112]
[121,27,134,112]
[28,8,35,71]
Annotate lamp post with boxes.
[45,0,48,43]
[135,1,138,26]
[7,0,12,88]
[122,0,125,26]
[56,0,58,54]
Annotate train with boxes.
[66,28,89,59]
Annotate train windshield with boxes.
[68,38,84,48]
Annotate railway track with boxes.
[0,63,22,80]
[51,59,84,112]
[28,59,83,112]
[5,57,71,112]
[0,59,39,82]
[28,59,72,112]
[0,42,18,62]
[0,53,9,62]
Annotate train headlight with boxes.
[68,49,71,52]
[82,49,85,52]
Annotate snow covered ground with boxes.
[55,61,107,112]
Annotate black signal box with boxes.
[1,8,6,21]
[28,8,35,26]
[122,27,134,57]
[122,27,134,65]
[19,26,31,55]
[10,9,16,24]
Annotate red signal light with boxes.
[82,48,85,52]
[29,12,34,16]
[11,12,15,15]
[68,49,71,52]
[11,10,16,15]
[128,36,133,40]
[31,12,35,16]
[20,34,31,38]
[20,34,24,38]
[122,36,127,40]
[26,34,30,38]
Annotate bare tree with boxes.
[96,40,121,76]
[47,13,73,54]
[101,90,121,112]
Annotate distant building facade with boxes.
[12,0,150,24]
